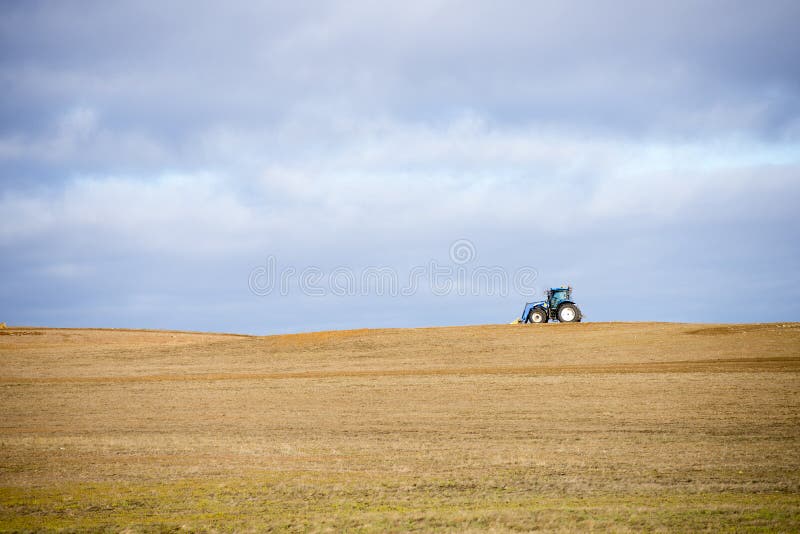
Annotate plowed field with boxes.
[1,322,798,531]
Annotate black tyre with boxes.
[557,303,582,323]
[528,307,548,324]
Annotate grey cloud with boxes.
[3,1,799,147]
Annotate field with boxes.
[1,322,799,531]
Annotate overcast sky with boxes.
[1,1,799,334]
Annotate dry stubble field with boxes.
[0,322,799,532]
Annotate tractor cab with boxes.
[547,286,571,309]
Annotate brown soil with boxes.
[1,322,798,530]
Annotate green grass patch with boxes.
[2,472,799,532]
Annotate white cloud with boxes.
[3,114,798,252]
[0,173,266,259]
[0,106,168,166]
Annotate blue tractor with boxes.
[519,286,582,324]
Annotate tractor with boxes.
[517,286,582,324]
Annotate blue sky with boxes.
[1,1,799,334]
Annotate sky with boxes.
[1,0,799,334]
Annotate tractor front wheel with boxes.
[528,308,548,324]
[557,303,581,323]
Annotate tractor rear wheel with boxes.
[528,307,548,324]
[557,303,581,322]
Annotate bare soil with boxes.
[1,322,798,531]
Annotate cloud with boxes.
[3,1,799,142]
[1,1,799,331]
[3,118,797,254]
